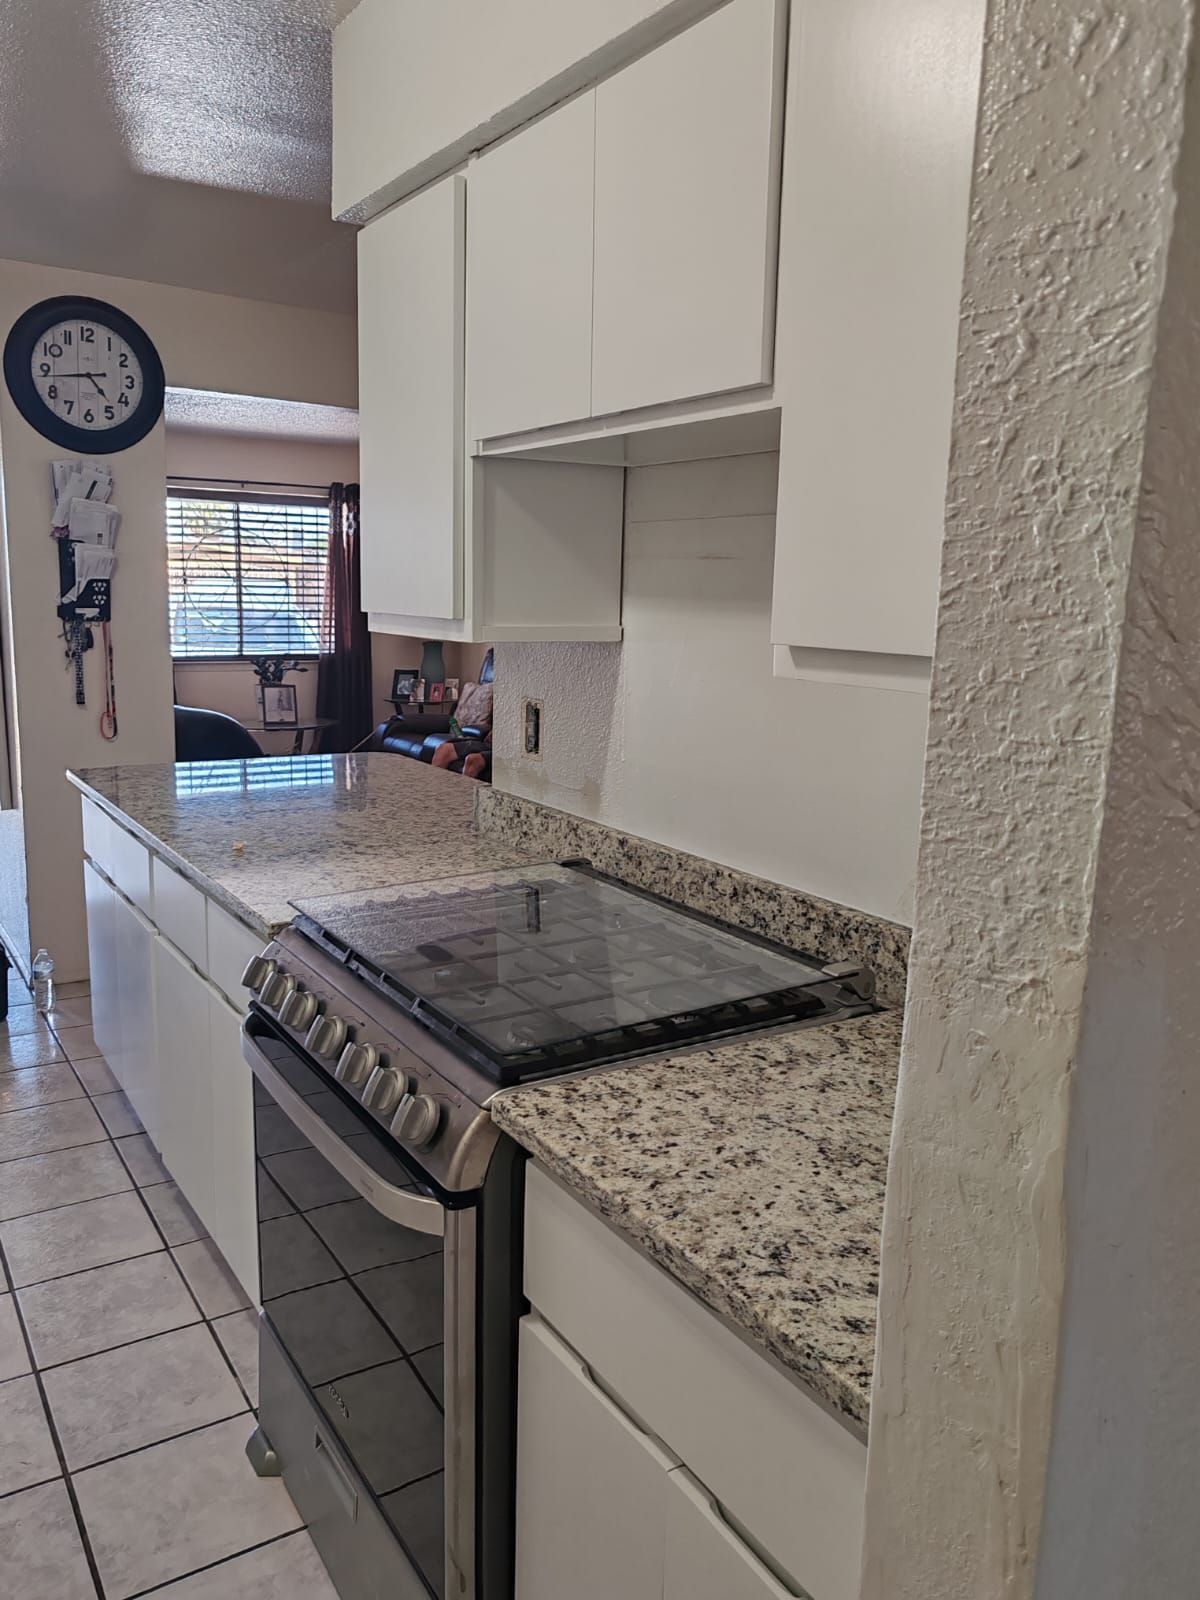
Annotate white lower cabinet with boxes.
[664,1468,793,1600]
[114,895,157,1149]
[152,934,215,1236]
[520,1164,867,1600]
[84,862,119,1070]
[208,990,260,1303]
[516,1316,673,1600]
[83,805,262,1306]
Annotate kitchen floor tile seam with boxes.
[0,1057,80,1084]
[13,1239,168,1293]
[56,1403,255,1481]
[123,1172,261,1413]
[0,1172,137,1226]
[35,1315,221,1377]
[0,1467,63,1504]
[0,1130,109,1166]
[121,1527,306,1600]
[0,1229,109,1599]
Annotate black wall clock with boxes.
[3,295,165,454]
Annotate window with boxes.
[166,490,331,659]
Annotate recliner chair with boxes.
[174,705,263,761]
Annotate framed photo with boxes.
[413,679,426,704]
[444,677,460,701]
[259,683,298,726]
[429,682,445,703]
[391,668,419,702]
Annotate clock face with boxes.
[3,295,164,452]
[30,317,144,432]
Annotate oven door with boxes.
[243,1014,472,1600]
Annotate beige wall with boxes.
[0,259,357,979]
[492,453,928,925]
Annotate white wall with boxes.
[493,453,928,924]
[860,0,1194,1593]
[0,259,357,978]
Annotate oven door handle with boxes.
[243,1032,445,1238]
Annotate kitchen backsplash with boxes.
[474,786,910,1009]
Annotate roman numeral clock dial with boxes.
[3,295,164,452]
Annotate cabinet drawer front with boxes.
[665,1467,795,1600]
[205,903,265,1010]
[524,1164,865,1600]
[152,858,208,972]
[107,821,152,918]
[516,1315,673,1600]
[81,799,115,879]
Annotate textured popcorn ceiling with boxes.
[165,386,358,441]
[0,0,357,310]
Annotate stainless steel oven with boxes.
[242,1011,523,1600]
[238,861,874,1600]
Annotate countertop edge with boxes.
[68,769,275,939]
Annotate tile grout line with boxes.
[0,1208,109,1600]
[122,1527,303,1600]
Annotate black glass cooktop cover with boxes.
[294,862,840,1084]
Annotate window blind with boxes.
[166,490,332,660]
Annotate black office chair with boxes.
[174,706,263,761]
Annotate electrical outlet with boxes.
[524,700,542,757]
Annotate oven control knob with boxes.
[362,1065,408,1117]
[335,1041,378,1087]
[260,971,296,1012]
[241,955,277,994]
[392,1093,440,1149]
[279,986,319,1031]
[307,1013,349,1060]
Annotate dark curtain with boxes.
[316,483,373,752]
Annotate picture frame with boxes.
[444,677,460,701]
[429,682,445,703]
[413,679,427,704]
[391,668,419,702]
[259,682,298,726]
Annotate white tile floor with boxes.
[0,976,339,1599]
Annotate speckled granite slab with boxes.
[476,788,911,1007]
[492,1006,902,1431]
[68,756,534,937]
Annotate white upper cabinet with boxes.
[358,175,466,622]
[590,0,786,417]
[467,93,596,442]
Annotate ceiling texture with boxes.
[0,0,360,311]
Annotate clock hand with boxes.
[52,372,108,380]
[84,373,109,399]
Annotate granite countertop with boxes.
[492,1006,902,1432]
[68,754,534,937]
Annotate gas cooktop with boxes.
[292,862,875,1086]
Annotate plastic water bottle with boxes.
[32,949,54,1014]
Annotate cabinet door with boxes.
[84,863,119,1071]
[113,894,157,1148]
[467,92,595,441]
[665,1468,795,1600]
[208,991,260,1305]
[591,0,785,416]
[358,173,466,622]
[152,935,214,1234]
[515,1316,671,1600]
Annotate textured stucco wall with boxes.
[861,1,1194,1595]
[1035,24,1200,1591]
[492,454,930,924]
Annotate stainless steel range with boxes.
[239,861,875,1600]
